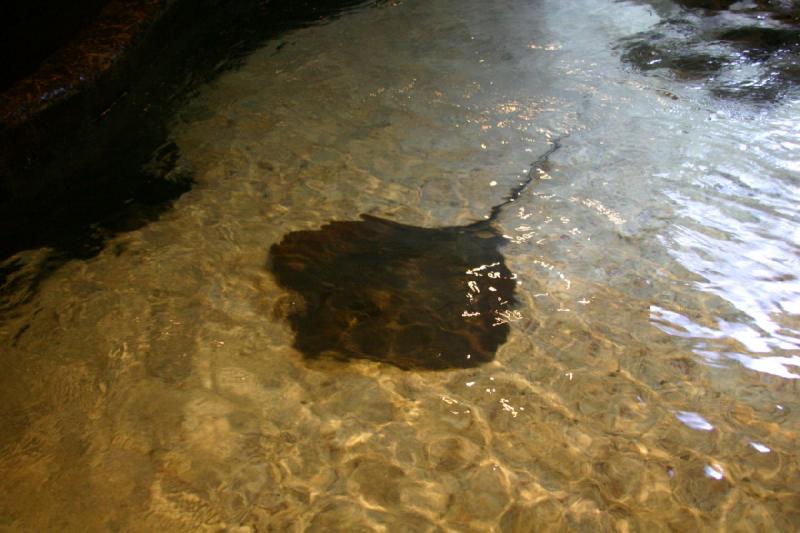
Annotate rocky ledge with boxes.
[0,0,370,259]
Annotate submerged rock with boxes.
[618,2,800,103]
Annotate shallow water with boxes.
[1,0,799,530]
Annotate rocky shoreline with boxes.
[0,0,372,259]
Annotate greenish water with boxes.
[1,0,798,530]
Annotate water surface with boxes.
[1,0,799,530]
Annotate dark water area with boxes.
[0,0,377,263]
[0,0,112,91]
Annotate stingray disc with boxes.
[269,214,517,370]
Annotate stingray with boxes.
[269,141,561,370]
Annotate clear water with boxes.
[1,0,799,530]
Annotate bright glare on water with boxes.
[1,0,799,530]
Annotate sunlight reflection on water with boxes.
[651,98,800,383]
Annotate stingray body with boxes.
[269,140,560,370]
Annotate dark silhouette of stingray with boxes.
[269,140,561,370]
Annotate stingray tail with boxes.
[483,136,565,224]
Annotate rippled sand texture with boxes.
[1,0,800,530]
